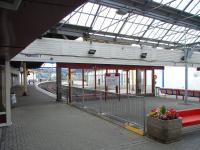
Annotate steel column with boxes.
[82,69,85,89]
[152,69,155,96]
[22,62,27,96]
[56,64,62,101]
[162,68,165,88]
[184,62,188,104]
[126,70,129,95]
[144,70,147,94]
[68,68,72,103]
[5,60,12,126]
[94,68,96,91]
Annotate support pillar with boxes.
[20,72,23,86]
[5,60,12,126]
[22,62,27,96]
[184,63,188,104]
[162,68,165,88]
[152,69,155,96]
[144,70,147,94]
[94,68,96,91]
[56,64,62,101]
[126,70,129,95]
[132,70,134,92]
[68,68,72,103]
[136,70,138,95]
[82,69,84,89]
[116,69,118,94]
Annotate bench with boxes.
[159,88,200,102]
[177,108,200,127]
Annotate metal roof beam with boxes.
[48,24,183,48]
[90,0,200,30]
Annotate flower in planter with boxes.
[148,106,178,120]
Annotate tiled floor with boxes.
[0,85,200,150]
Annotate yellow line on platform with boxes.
[124,123,144,136]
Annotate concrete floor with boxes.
[1,85,200,150]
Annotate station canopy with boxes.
[57,0,200,51]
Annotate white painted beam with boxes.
[12,38,200,67]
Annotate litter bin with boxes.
[11,93,17,106]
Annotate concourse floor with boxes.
[0,85,200,150]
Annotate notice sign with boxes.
[105,73,120,89]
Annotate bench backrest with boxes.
[177,108,200,117]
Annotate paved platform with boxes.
[0,85,200,150]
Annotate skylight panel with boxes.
[126,24,139,35]
[149,28,161,38]
[101,18,113,32]
[153,28,165,38]
[173,32,185,42]
[82,2,95,14]
[176,0,190,10]
[91,3,99,14]
[185,0,199,13]
[134,15,144,23]
[106,19,121,33]
[153,0,162,3]
[68,12,80,25]
[195,37,200,42]
[120,22,132,35]
[161,0,175,5]
[61,1,200,48]
[169,0,181,8]
[157,29,168,39]
[132,25,147,36]
[127,14,138,23]
[153,0,200,15]
[135,25,149,37]
[162,23,173,29]
[99,6,109,16]
[188,1,200,14]
[144,18,153,25]
[77,13,90,26]
[143,28,154,38]
[85,15,95,27]
[93,16,104,30]
[113,21,124,33]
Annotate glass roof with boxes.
[61,1,200,49]
[153,0,200,15]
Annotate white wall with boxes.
[155,66,200,90]
[12,38,200,67]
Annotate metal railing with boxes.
[71,87,146,131]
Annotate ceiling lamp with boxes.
[116,9,127,15]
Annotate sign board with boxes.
[105,73,120,89]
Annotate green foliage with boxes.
[160,105,166,115]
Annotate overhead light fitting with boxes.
[140,53,147,59]
[88,49,96,55]
[116,9,127,15]
[181,56,185,61]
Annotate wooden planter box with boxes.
[147,116,182,143]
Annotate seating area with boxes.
[177,108,200,127]
[159,88,200,101]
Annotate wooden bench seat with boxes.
[177,108,200,127]
[159,88,200,101]
[181,115,200,127]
